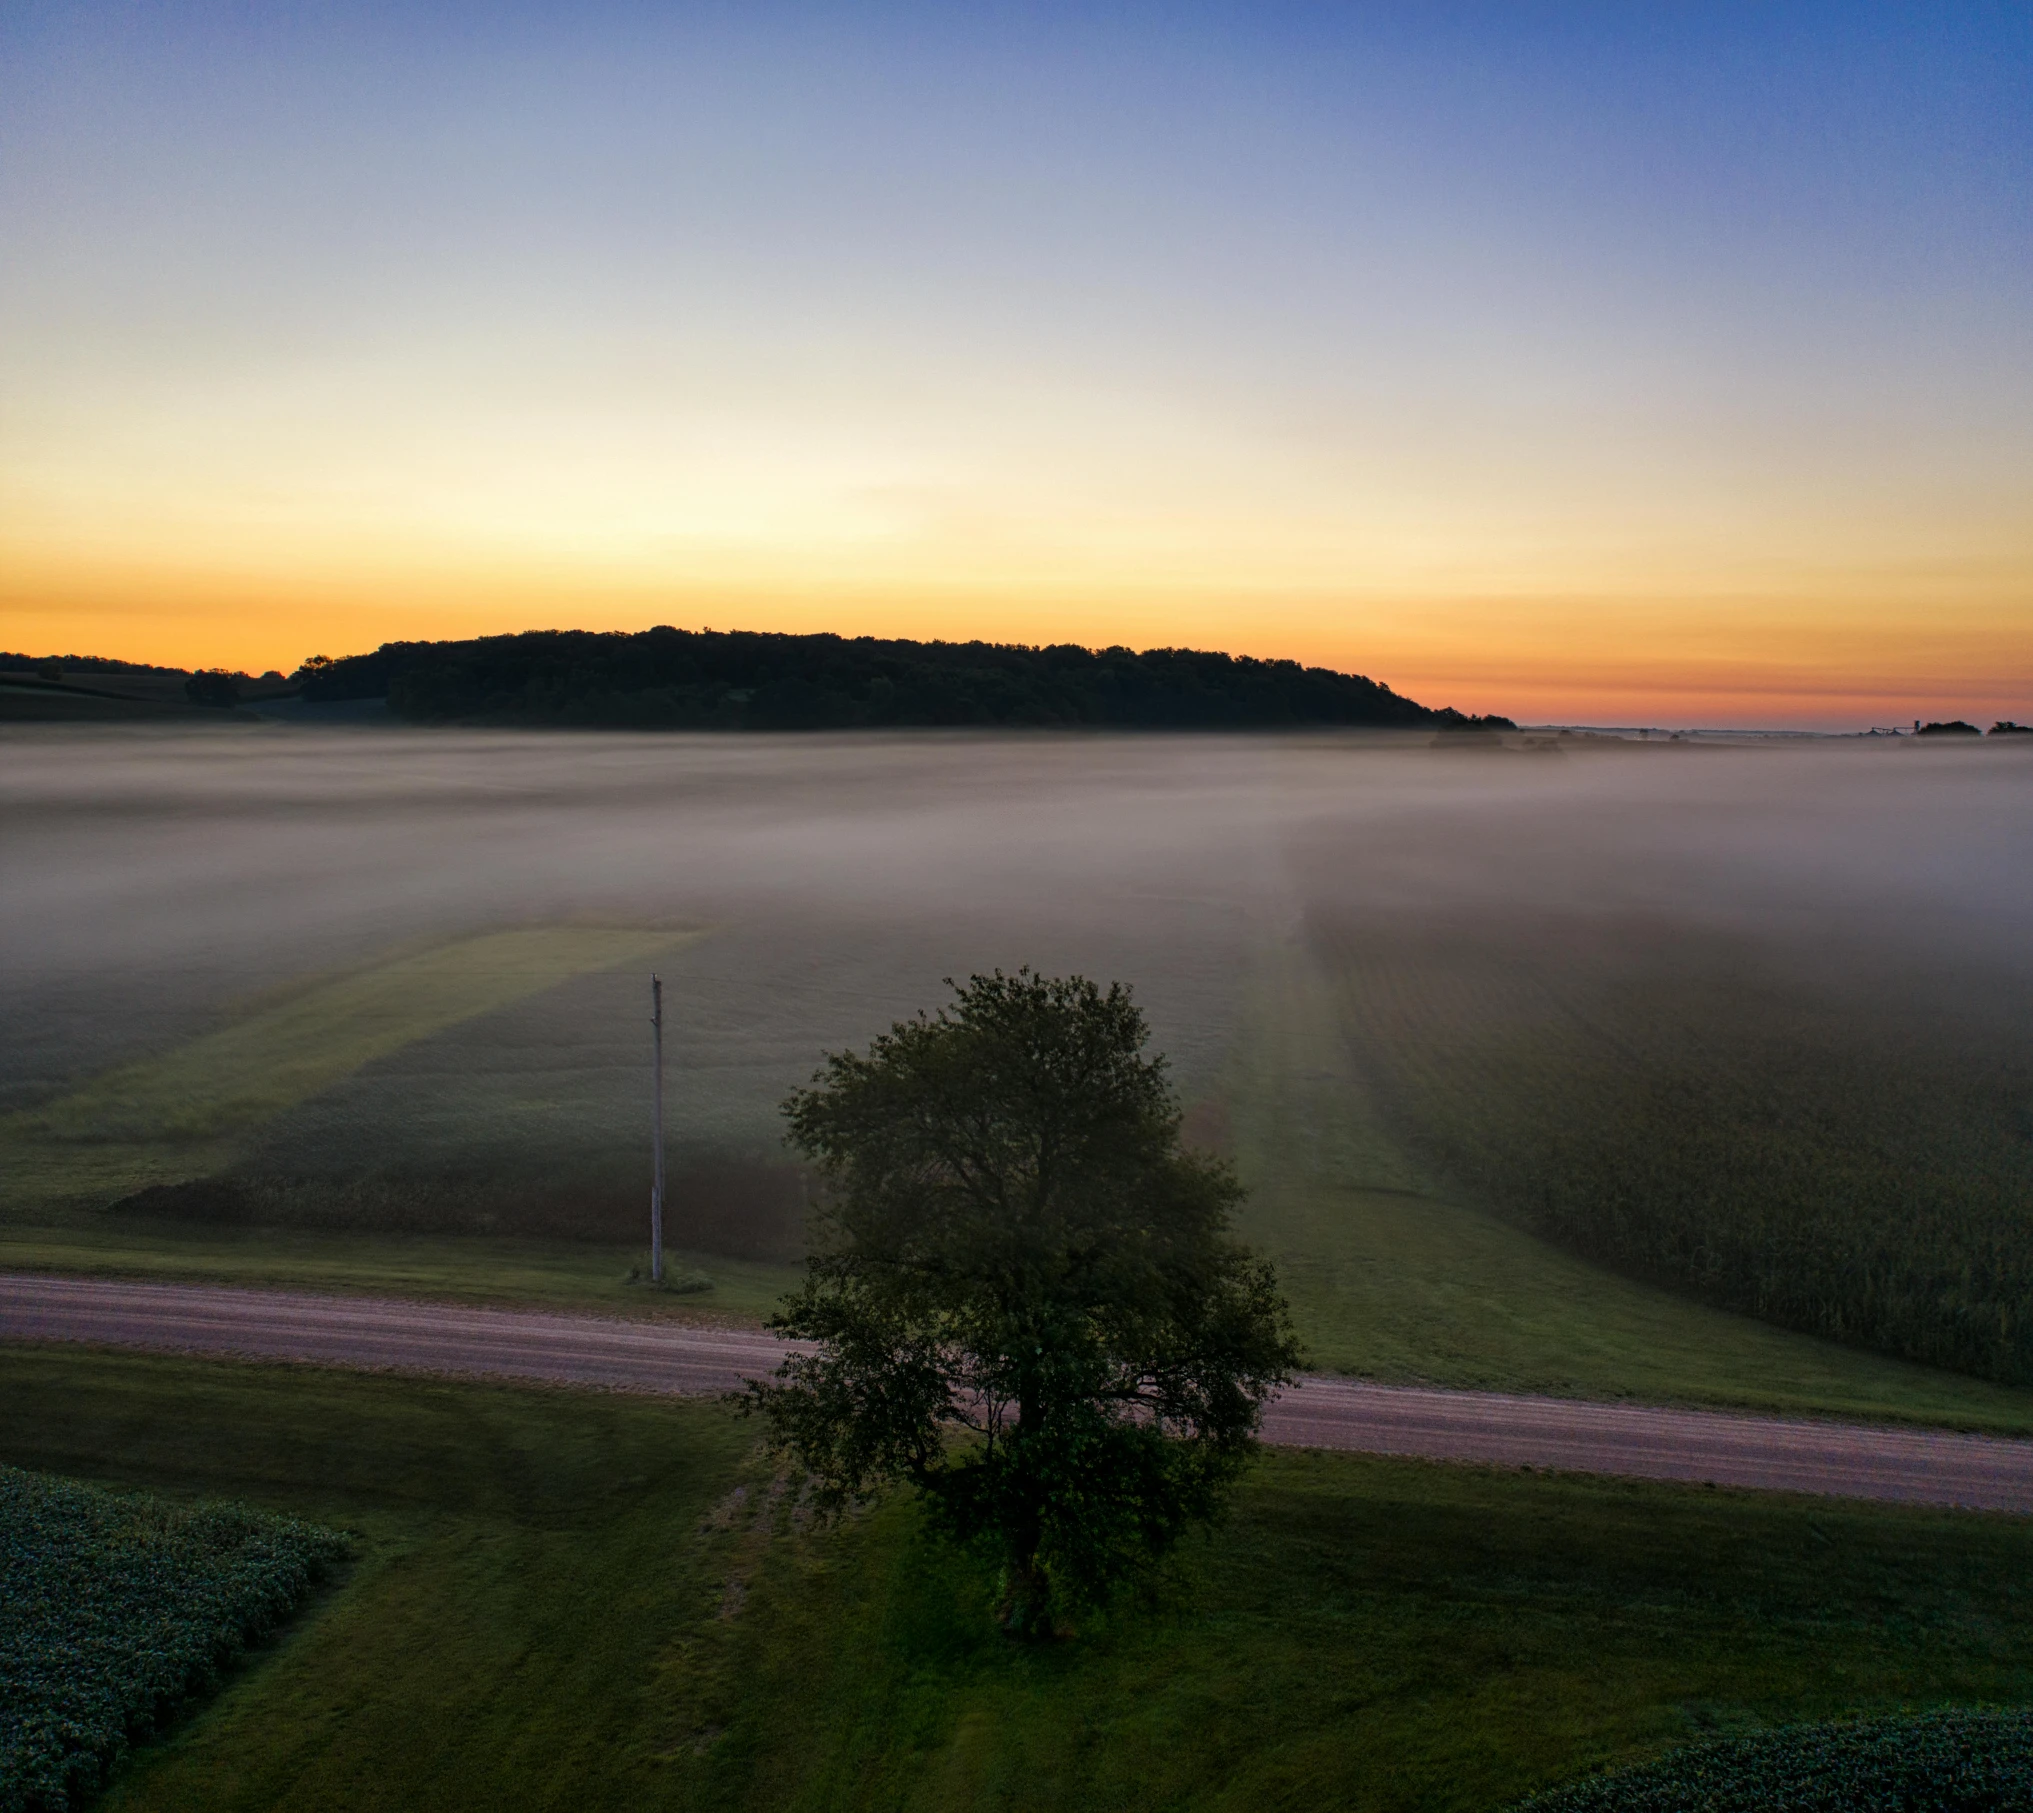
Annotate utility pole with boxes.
[649,973,665,1285]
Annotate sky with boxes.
[1,2,2027,728]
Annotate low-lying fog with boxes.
[5,722,2030,1126]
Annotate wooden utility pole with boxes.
[649,973,665,1285]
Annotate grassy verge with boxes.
[0,1347,752,1812]
[0,1345,2027,1812]
[1223,941,2033,1432]
[0,1223,800,1324]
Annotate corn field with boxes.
[1324,918,2033,1385]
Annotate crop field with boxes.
[0,729,1258,1257]
[4,1344,2032,1813]
[0,926,702,1217]
[1217,941,2033,1430]
[4,728,2032,1421]
[1520,1709,2033,1812]
[1310,913,2033,1385]
[6,925,2032,1428]
[0,902,1237,1258]
[0,1462,346,1813]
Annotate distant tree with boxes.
[295,627,1485,730]
[1,652,181,676]
[183,669,242,708]
[1916,720,1981,737]
[747,971,1300,1637]
[1990,722,2033,737]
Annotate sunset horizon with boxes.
[4,3,2026,732]
[8,9,2033,1802]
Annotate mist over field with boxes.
[5,722,2029,1116]
[5,722,2032,1371]
[0,725,1301,1109]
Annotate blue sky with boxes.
[2,2,2027,723]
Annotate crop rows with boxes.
[0,1466,348,1812]
[1520,1708,2033,1811]
[1320,917,2033,1384]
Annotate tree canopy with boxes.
[182,669,243,708]
[747,971,1300,1636]
[295,626,1513,732]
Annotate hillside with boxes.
[0,654,296,722]
[297,627,1511,731]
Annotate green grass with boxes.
[0,1348,753,1812]
[0,1223,800,1325]
[1,1345,2029,1812]
[1223,941,2033,1432]
[0,926,703,1215]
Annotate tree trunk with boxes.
[998,1466,1053,1639]
[998,1549,1053,1639]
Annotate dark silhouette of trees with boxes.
[0,652,186,676]
[747,971,1300,1636]
[296,627,1513,732]
[182,670,243,708]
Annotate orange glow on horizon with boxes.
[5,7,2027,736]
[5,546,2026,730]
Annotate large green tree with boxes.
[748,970,1300,1635]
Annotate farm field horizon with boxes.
[5,723,2032,1412]
[8,6,2031,1804]
[6,718,2033,1810]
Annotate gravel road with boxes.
[5,1272,2031,1513]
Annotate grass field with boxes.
[1,1345,2029,1812]
[0,1223,798,1324]
[0,927,703,1216]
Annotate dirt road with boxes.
[5,1272,2031,1513]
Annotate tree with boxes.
[746,970,1301,1636]
[183,669,242,708]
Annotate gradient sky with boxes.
[2,2,2027,726]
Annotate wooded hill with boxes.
[298,628,1513,731]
